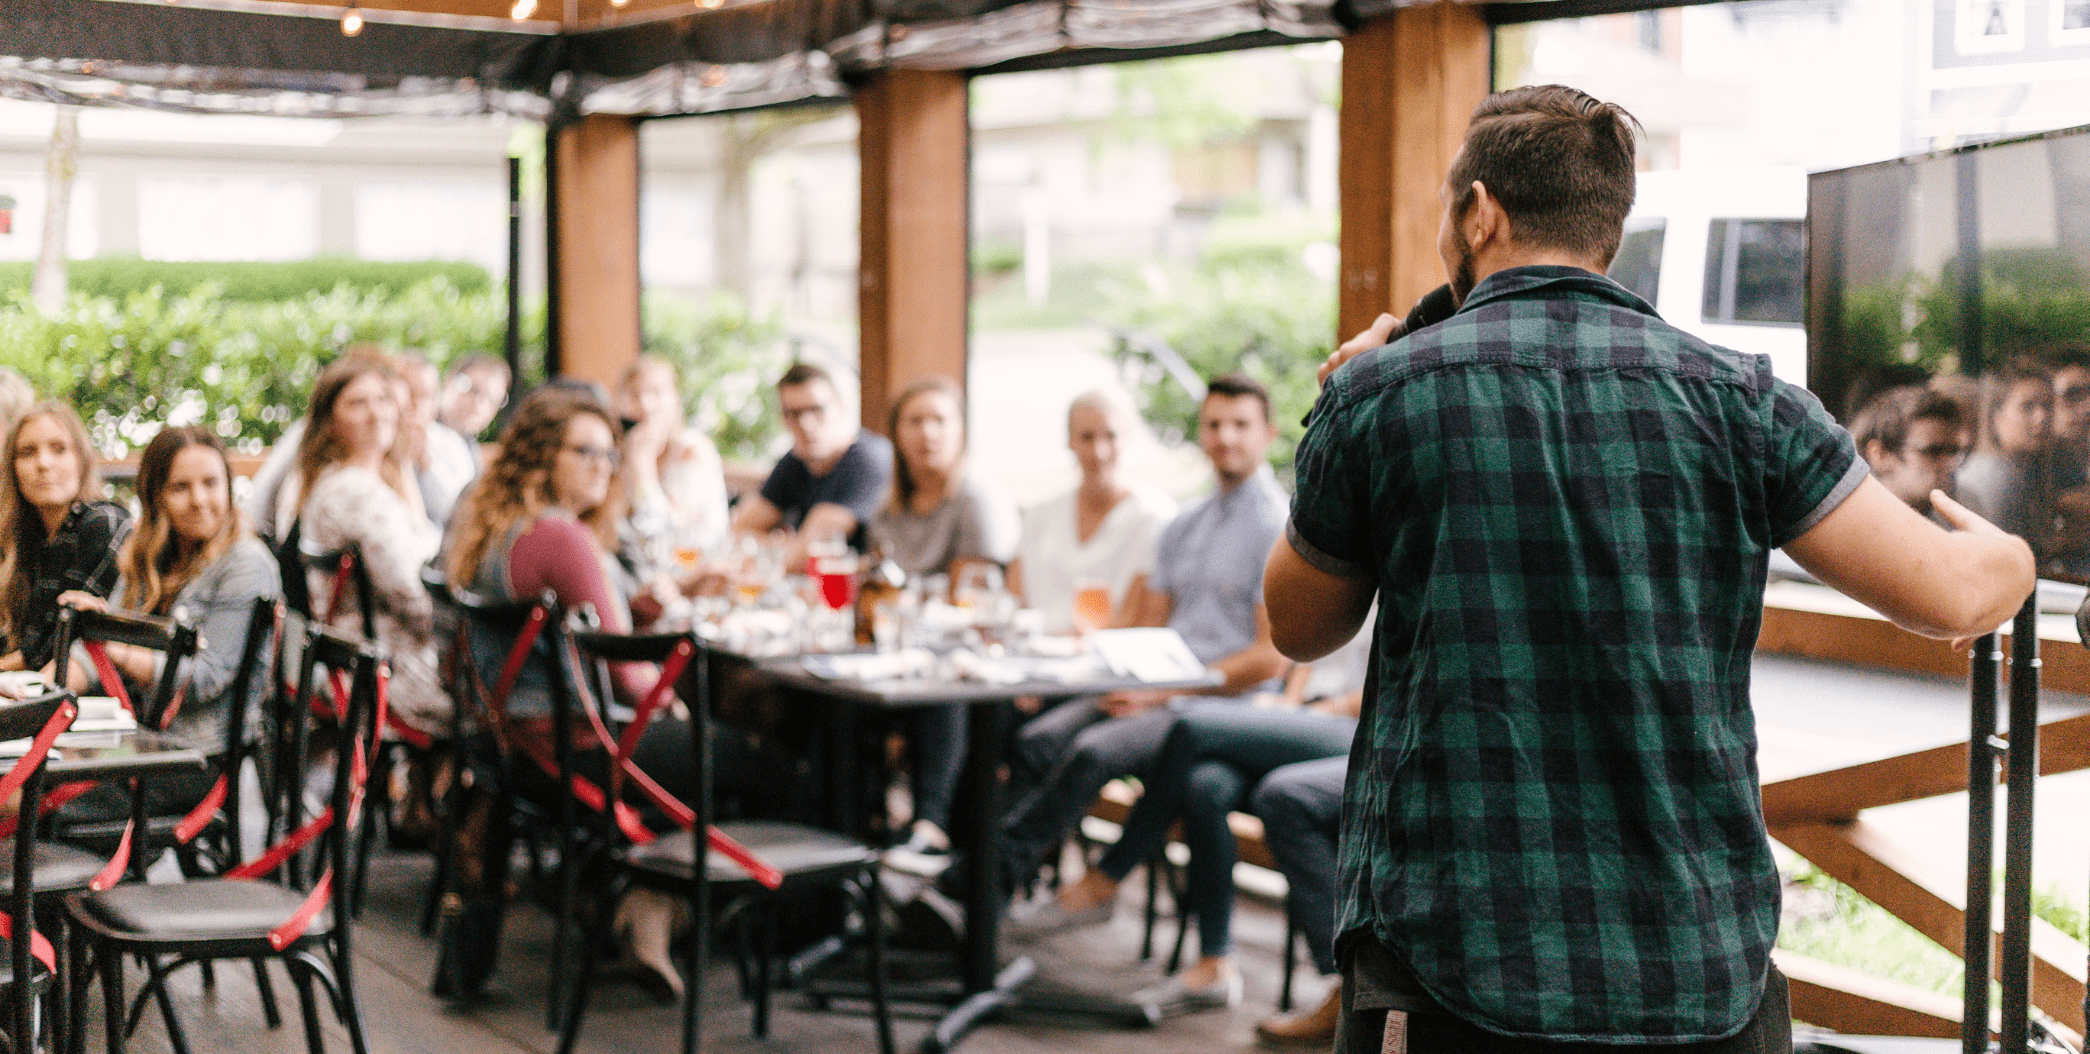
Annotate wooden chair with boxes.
[0,689,80,1054]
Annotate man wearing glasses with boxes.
[1850,384,1970,521]
[731,361,894,557]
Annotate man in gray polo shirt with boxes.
[999,373,1291,933]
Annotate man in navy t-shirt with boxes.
[732,361,894,555]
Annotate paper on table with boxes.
[1088,628,1208,685]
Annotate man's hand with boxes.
[1099,688,1172,719]
[1318,313,1404,387]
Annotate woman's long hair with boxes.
[886,376,965,512]
[445,388,626,586]
[121,427,248,615]
[0,402,102,642]
[293,352,411,514]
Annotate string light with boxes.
[510,0,537,19]
[696,0,722,9]
[340,1,364,36]
[610,0,630,8]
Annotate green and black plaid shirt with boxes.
[1288,266,1864,1043]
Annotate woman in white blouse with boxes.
[1008,388,1176,632]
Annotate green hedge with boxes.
[0,258,491,302]
[0,280,794,463]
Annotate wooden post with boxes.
[857,69,970,435]
[1338,2,1490,342]
[551,114,642,391]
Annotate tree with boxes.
[32,106,78,315]
[712,107,838,301]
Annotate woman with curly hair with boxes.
[443,386,697,1000]
[0,400,129,674]
[292,352,447,737]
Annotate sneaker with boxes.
[1004,896,1114,943]
[1131,968,1244,1018]
[883,830,953,878]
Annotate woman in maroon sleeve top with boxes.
[442,387,694,999]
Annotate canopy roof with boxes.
[3,0,1687,118]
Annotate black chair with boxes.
[427,583,574,1022]
[554,623,894,1054]
[65,622,383,1054]
[0,689,79,1054]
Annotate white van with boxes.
[1607,167,1808,384]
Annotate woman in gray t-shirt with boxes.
[871,377,1018,858]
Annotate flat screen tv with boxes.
[1808,123,2090,586]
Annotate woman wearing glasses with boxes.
[443,386,698,1001]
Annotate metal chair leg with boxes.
[96,939,123,1054]
[251,957,283,1029]
[862,872,895,1054]
[752,906,775,1039]
[1279,909,1299,1012]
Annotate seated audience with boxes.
[293,354,447,739]
[58,426,279,820]
[437,353,514,453]
[0,401,128,674]
[730,361,893,563]
[997,374,1290,905]
[869,376,1019,860]
[1849,384,1969,520]
[1244,753,1349,1046]
[398,351,479,529]
[1009,388,1176,632]
[1012,617,1370,1017]
[443,387,705,999]
[1957,359,2057,558]
[617,355,730,559]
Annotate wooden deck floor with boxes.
[75,847,1322,1054]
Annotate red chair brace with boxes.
[478,618,779,889]
[81,640,227,857]
[317,553,432,749]
[226,661,387,949]
[0,700,74,973]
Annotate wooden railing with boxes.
[1758,582,2088,1042]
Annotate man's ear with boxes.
[1862,439,1892,466]
[1467,183,1509,250]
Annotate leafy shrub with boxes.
[0,258,491,302]
[640,291,793,464]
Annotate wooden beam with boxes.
[1337,1,1489,343]
[1774,821,2087,1037]
[1774,951,1967,1039]
[1762,712,2090,827]
[550,114,642,392]
[857,69,970,436]
[1757,602,2090,694]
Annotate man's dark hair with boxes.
[1446,85,1642,266]
[1205,373,1271,423]
[778,360,834,391]
[1849,385,1967,455]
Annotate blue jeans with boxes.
[1096,707,1355,960]
[1250,756,1347,974]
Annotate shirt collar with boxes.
[1455,265,1657,318]
[1214,464,1278,508]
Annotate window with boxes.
[1608,219,1666,306]
[1701,218,1803,326]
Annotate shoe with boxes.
[613,887,688,1004]
[883,829,953,879]
[1131,968,1244,1017]
[1004,896,1114,943]
[1255,984,1341,1047]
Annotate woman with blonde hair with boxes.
[616,355,729,560]
[292,353,447,737]
[59,426,279,819]
[0,400,128,673]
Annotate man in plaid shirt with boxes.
[1264,85,2036,1052]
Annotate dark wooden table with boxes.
[756,657,1220,1053]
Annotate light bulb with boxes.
[341,2,364,35]
[611,0,630,7]
[696,0,721,9]
[510,0,537,19]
